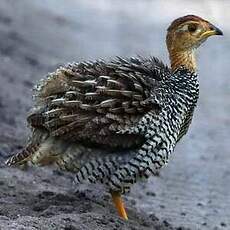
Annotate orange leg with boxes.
[111,191,128,220]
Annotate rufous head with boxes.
[166,15,223,71]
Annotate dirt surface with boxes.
[0,0,229,229]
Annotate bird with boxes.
[6,15,223,220]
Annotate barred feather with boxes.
[5,15,223,221]
[6,56,199,194]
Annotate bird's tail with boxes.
[5,129,49,166]
[5,142,39,166]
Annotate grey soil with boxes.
[0,1,229,230]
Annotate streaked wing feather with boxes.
[28,57,169,149]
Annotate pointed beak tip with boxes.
[208,23,223,36]
[215,27,223,36]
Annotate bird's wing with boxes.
[28,57,169,149]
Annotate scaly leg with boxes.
[111,191,128,220]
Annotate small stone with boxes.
[197,202,203,207]
[146,191,156,197]
[220,222,227,227]
[163,220,170,227]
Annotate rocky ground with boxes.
[0,0,229,229]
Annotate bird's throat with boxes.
[169,50,196,72]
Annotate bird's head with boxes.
[166,15,223,72]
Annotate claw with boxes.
[111,191,128,220]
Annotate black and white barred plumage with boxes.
[6,56,199,194]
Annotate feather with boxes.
[26,56,167,149]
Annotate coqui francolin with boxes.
[6,15,223,220]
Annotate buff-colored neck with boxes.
[168,49,196,72]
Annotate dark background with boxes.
[0,0,229,229]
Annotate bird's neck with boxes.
[169,49,196,72]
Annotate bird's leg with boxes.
[111,191,128,220]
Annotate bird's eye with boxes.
[188,24,197,33]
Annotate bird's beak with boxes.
[201,23,223,38]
